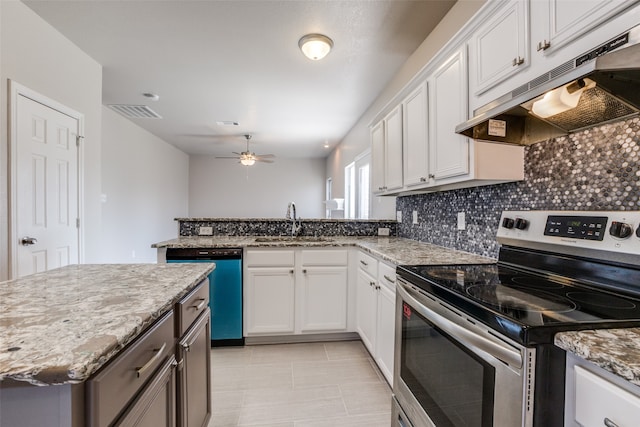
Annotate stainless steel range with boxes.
[393,210,640,427]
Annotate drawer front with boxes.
[574,365,640,427]
[301,249,348,266]
[176,279,209,336]
[87,310,175,427]
[357,251,378,277]
[246,250,295,267]
[378,262,397,291]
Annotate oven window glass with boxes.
[400,301,495,427]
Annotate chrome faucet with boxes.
[286,202,301,236]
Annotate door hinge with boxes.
[76,218,80,228]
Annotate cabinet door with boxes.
[300,266,348,332]
[429,46,470,181]
[384,105,404,191]
[116,356,177,427]
[245,268,295,334]
[376,283,395,386]
[403,82,429,187]
[371,120,385,194]
[356,269,378,354]
[471,0,529,95]
[533,0,638,55]
[178,310,211,427]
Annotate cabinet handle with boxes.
[360,260,368,266]
[537,40,551,51]
[303,269,307,274]
[512,56,524,66]
[289,269,294,274]
[604,418,619,427]
[181,342,191,352]
[370,281,376,287]
[419,177,427,182]
[191,298,207,311]
[375,285,381,290]
[136,342,167,378]
[428,174,435,179]
[383,274,396,284]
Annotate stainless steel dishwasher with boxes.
[166,248,243,346]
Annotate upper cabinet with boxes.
[470,0,529,95]
[372,105,403,194]
[428,47,470,181]
[402,82,429,187]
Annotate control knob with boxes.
[609,221,633,239]
[502,218,515,229]
[514,218,529,230]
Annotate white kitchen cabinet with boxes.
[470,0,529,95]
[299,250,348,332]
[245,267,296,334]
[372,105,403,194]
[429,46,470,181]
[375,262,396,385]
[402,82,430,187]
[245,248,349,337]
[355,250,396,386]
[531,0,637,57]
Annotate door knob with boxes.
[20,236,37,246]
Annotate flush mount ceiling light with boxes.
[299,34,333,60]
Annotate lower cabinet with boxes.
[177,308,211,427]
[355,250,396,385]
[244,248,349,336]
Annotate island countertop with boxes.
[152,236,495,266]
[0,263,214,386]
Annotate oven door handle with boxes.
[399,281,523,369]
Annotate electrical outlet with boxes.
[396,211,402,222]
[412,211,418,224]
[457,212,466,230]
[378,227,390,236]
[199,226,213,236]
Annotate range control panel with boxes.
[496,210,640,264]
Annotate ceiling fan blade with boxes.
[257,158,274,163]
[255,154,275,158]
[215,156,240,159]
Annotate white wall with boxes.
[326,0,486,220]
[0,0,103,280]
[189,157,326,218]
[101,107,189,263]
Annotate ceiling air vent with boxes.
[108,104,162,119]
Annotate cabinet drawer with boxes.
[87,310,175,427]
[357,251,378,277]
[301,249,348,266]
[246,250,295,267]
[574,365,640,427]
[175,279,209,337]
[378,262,397,291]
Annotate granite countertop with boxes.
[555,328,640,386]
[0,263,214,386]
[152,236,495,266]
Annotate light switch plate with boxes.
[457,212,466,230]
[412,211,418,224]
[396,211,402,222]
[199,226,213,236]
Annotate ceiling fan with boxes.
[216,134,275,166]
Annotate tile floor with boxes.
[209,340,392,427]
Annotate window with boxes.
[325,177,332,219]
[344,150,371,219]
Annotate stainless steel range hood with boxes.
[456,25,640,145]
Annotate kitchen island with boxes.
[0,263,214,427]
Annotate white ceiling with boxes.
[24,0,456,159]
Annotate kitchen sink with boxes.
[253,236,334,243]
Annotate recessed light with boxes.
[216,121,239,126]
[142,92,160,101]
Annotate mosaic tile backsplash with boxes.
[397,117,640,259]
[179,218,398,237]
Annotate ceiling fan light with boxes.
[241,158,255,166]
[299,34,333,61]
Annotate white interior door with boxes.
[13,93,80,278]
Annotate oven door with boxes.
[393,278,535,427]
